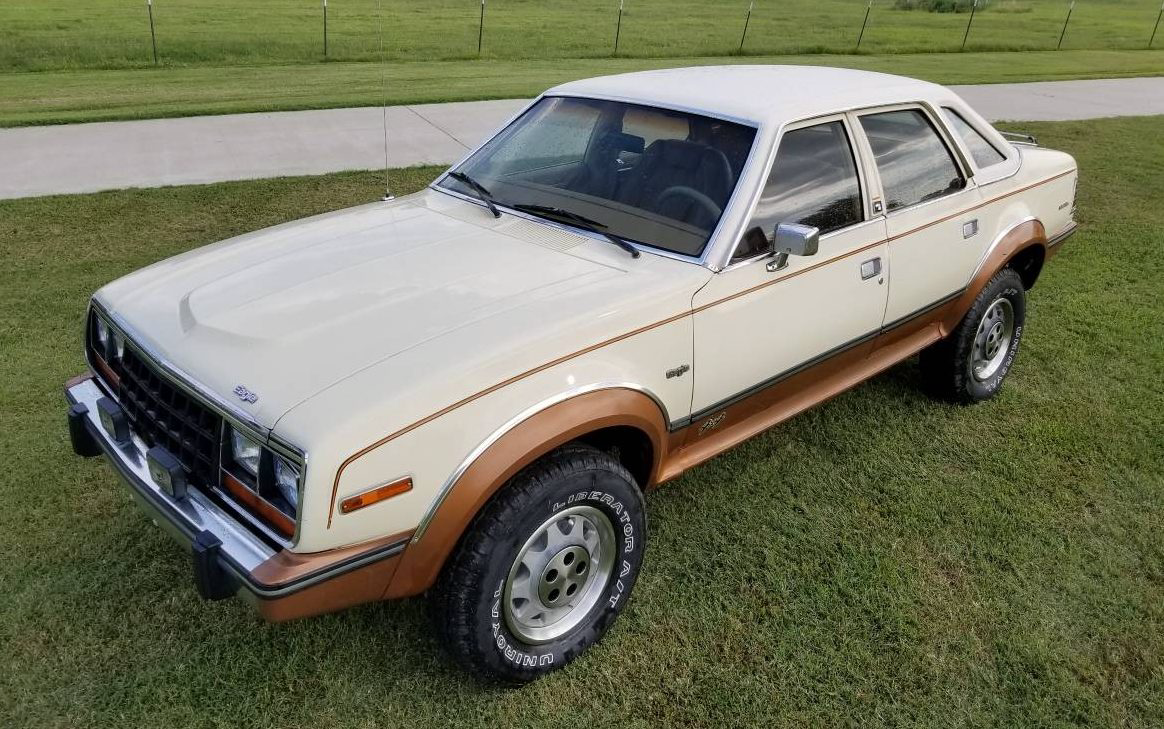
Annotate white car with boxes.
[66,65,1077,682]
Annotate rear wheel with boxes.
[920,268,1027,403]
[430,444,646,684]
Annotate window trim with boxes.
[940,105,1009,171]
[853,103,973,217]
[725,112,872,267]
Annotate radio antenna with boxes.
[376,0,393,200]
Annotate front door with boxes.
[690,116,889,426]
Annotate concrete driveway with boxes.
[1,76,1161,200]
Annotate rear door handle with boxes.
[963,219,979,238]
[860,257,882,280]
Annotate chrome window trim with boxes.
[940,106,1008,171]
[410,381,670,543]
[87,297,306,546]
[723,112,873,267]
[429,93,765,271]
[853,102,976,217]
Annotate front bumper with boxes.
[66,375,409,619]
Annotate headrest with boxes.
[645,139,706,171]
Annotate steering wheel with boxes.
[654,186,722,220]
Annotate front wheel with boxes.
[920,267,1027,403]
[430,444,646,684]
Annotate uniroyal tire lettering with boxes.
[492,489,636,667]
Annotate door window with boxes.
[941,107,1006,169]
[733,120,863,261]
[859,109,965,212]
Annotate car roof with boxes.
[547,65,949,126]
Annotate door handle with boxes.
[860,257,882,281]
[962,219,979,238]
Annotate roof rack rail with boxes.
[1000,130,1039,146]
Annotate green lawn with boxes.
[1,116,1162,727]
[2,0,1163,71]
[3,48,1164,127]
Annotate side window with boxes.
[733,120,863,262]
[942,107,1006,169]
[859,109,965,212]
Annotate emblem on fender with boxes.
[699,411,727,435]
[233,385,258,404]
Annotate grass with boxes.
[3,48,1164,127]
[1,116,1162,727]
[2,0,1163,72]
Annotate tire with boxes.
[920,267,1027,404]
[430,444,647,684]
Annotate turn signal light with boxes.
[340,477,413,514]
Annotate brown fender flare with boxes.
[939,219,1047,336]
[383,387,669,598]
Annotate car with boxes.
[65,65,1078,683]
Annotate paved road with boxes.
[2,76,1161,200]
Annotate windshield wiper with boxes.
[447,171,501,218]
[513,204,640,259]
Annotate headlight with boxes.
[273,456,300,511]
[230,429,262,477]
[94,317,110,349]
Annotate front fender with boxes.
[383,387,668,598]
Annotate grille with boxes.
[113,348,222,489]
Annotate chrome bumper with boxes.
[66,376,275,599]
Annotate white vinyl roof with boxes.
[548,65,950,125]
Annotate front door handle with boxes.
[860,257,882,281]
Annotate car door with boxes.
[689,115,889,422]
[853,105,984,327]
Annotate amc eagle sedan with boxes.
[66,66,1077,683]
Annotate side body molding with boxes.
[384,387,669,598]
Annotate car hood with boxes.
[96,189,707,430]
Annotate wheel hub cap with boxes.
[971,297,1015,382]
[503,505,616,644]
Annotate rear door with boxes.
[853,105,983,327]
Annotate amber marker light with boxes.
[340,477,413,514]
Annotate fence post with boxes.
[856,0,873,51]
[1151,0,1163,48]
[961,0,977,51]
[478,0,486,56]
[614,0,624,56]
[1057,0,1075,50]
[739,1,754,53]
[323,0,328,58]
[147,0,158,65]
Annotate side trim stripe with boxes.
[326,170,1071,526]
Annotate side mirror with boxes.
[773,223,820,257]
[765,223,819,272]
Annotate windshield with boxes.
[438,96,757,258]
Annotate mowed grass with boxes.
[4,48,1164,127]
[2,0,1163,71]
[1,116,1162,726]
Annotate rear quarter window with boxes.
[942,107,1007,169]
